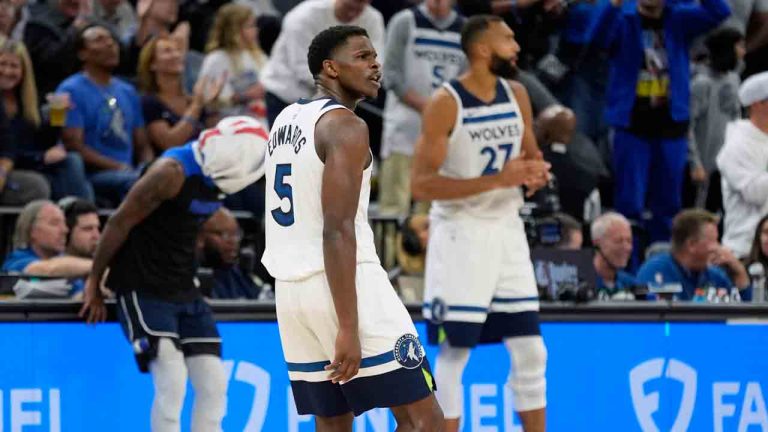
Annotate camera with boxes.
[522,177,563,247]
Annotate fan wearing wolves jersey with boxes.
[378,0,466,215]
[412,15,551,432]
[79,117,267,432]
[262,26,443,431]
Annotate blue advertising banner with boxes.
[0,321,766,431]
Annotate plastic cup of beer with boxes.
[46,93,69,127]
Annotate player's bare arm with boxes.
[411,88,550,201]
[79,159,185,323]
[316,109,370,384]
[510,80,551,196]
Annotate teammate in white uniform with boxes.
[262,26,443,431]
[378,0,466,215]
[412,15,551,432]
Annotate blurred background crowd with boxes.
[1,0,768,304]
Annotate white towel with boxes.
[193,116,268,194]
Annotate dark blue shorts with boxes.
[427,311,541,347]
[117,291,221,372]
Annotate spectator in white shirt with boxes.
[716,71,768,258]
[260,0,385,127]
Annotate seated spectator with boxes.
[688,28,744,210]
[59,24,152,206]
[1,200,92,297]
[23,0,92,102]
[535,105,604,222]
[58,196,99,297]
[199,208,261,299]
[717,72,768,258]
[138,35,222,152]
[199,3,268,120]
[554,212,583,250]
[91,0,136,42]
[746,213,768,301]
[0,40,51,205]
[637,209,751,301]
[591,212,640,300]
[0,39,93,201]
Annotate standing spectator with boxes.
[1,200,92,283]
[717,72,768,258]
[260,0,385,127]
[636,209,750,301]
[138,35,223,152]
[0,0,30,41]
[590,0,730,243]
[534,104,605,222]
[91,0,137,42]
[59,24,152,206]
[688,28,744,209]
[0,39,93,201]
[23,0,92,103]
[0,0,15,38]
[0,40,51,205]
[199,208,261,299]
[591,212,640,299]
[199,3,268,120]
[378,0,465,216]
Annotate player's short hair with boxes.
[671,209,719,252]
[460,15,504,56]
[307,25,369,78]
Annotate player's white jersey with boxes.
[261,98,380,281]
[431,78,525,221]
[381,8,465,157]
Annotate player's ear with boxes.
[323,59,339,79]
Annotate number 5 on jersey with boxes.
[271,163,294,226]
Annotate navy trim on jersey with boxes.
[287,350,395,373]
[427,311,541,347]
[463,111,518,124]
[423,302,487,313]
[290,358,435,416]
[449,78,510,108]
[297,97,330,105]
[491,296,539,303]
[413,37,461,50]
[322,98,343,109]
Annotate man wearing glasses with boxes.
[59,24,153,207]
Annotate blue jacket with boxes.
[589,0,729,127]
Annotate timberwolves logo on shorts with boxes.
[394,334,424,369]
[430,297,447,325]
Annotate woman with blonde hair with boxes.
[198,3,268,119]
[138,34,223,152]
[0,39,91,202]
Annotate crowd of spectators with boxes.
[0,0,767,303]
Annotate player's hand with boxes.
[524,171,552,197]
[79,276,107,324]
[325,327,361,384]
[497,152,551,189]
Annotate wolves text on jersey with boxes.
[468,123,522,143]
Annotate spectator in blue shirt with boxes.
[1,200,92,296]
[199,208,260,299]
[590,0,729,243]
[637,209,751,301]
[591,211,641,299]
[59,24,153,207]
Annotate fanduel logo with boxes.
[630,358,697,432]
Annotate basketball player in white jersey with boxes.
[412,15,551,432]
[378,0,465,215]
[262,26,444,431]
